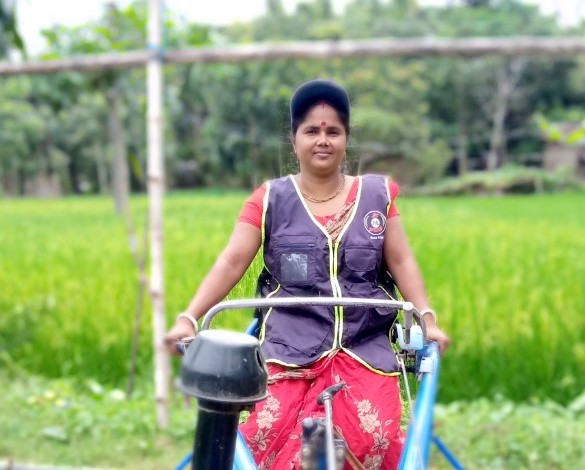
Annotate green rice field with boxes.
[1,191,584,405]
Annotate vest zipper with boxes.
[288,175,358,352]
[328,239,342,349]
[332,241,345,348]
[330,177,364,349]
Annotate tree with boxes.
[464,0,493,7]
[483,57,526,170]
[3,0,584,193]
[40,3,143,212]
[184,61,293,187]
[0,0,25,57]
[420,0,567,173]
[0,78,48,195]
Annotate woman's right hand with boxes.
[164,317,197,356]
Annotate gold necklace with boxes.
[300,175,345,203]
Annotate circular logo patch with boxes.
[364,210,386,236]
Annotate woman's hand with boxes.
[425,322,451,355]
[164,317,196,356]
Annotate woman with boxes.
[165,79,450,469]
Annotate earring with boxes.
[340,152,348,174]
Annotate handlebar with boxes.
[176,297,426,355]
[202,297,424,330]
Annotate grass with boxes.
[431,393,585,469]
[0,372,194,469]
[398,193,585,403]
[2,371,584,469]
[1,191,584,405]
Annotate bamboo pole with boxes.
[2,37,585,76]
[147,0,170,429]
[166,36,585,63]
[0,51,148,75]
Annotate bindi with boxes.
[321,121,327,127]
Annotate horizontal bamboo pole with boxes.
[1,37,585,76]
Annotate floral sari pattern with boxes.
[240,350,404,469]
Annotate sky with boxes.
[16,0,585,54]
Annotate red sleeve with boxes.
[238,184,266,229]
[387,181,400,218]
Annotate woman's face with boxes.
[292,103,347,177]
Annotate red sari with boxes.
[240,350,404,469]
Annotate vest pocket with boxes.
[273,236,317,287]
[279,252,309,284]
[344,246,379,273]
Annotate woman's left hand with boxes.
[425,323,451,355]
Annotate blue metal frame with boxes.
[175,451,192,470]
[175,431,257,470]
[432,435,465,470]
[398,342,440,470]
[233,431,258,470]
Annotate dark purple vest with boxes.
[258,174,399,374]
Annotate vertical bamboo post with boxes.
[147,0,170,428]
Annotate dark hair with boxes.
[290,79,351,136]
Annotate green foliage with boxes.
[1,193,585,407]
[168,61,295,188]
[4,0,585,194]
[0,78,55,192]
[414,166,585,196]
[40,3,146,55]
[398,192,585,404]
[3,333,585,469]
[0,0,26,57]
[432,395,585,469]
[534,111,585,145]
[0,372,193,468]
[427,0,559,37]
[0,192,259,386]
[2,372,585,468]
[419,2,572,173]
[1,191,585,466]
[0,0,213,197]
